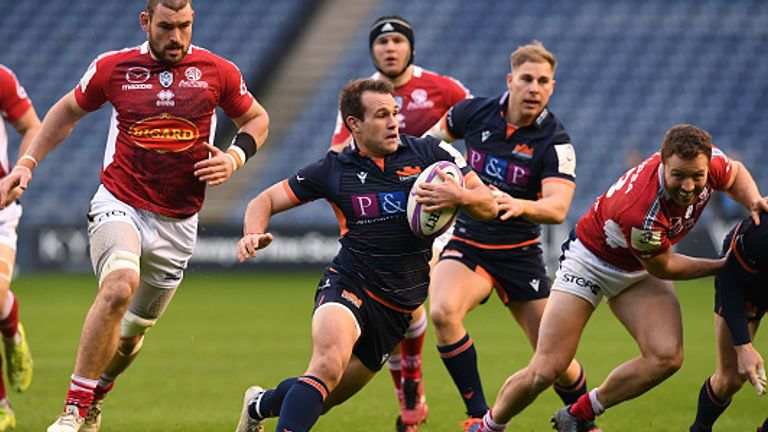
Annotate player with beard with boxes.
[330,15,471,432]
[0,1,269,431]
[475,124,768,432]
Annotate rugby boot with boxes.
[0,402,15,431]
[551,405,597,432]
[81,397,103,432]
[235,386,264,432]
[47,405,85,432]
[396,415,420,432]
[399,378,428,427]
[460,417,484,432]
[5,322,33,392]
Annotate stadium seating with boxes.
[3,0,767,229]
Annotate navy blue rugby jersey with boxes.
[443,92,575,248]
[285,134,470,310]
[716,213,768,345]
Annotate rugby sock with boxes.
[0,291,19,341]
[554,363,587,405]
[690,377,730,431]
[568,390,600,422]
[0,355,5,401]
[66,375,98,417]
[402,314,427,382]
[276,375,328,432]
[438,333,488,418]
[481,409,507,431]
[387,353,403,396]
[93,374,115,402]
[248,377,298,420]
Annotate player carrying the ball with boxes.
[234,78,497,432]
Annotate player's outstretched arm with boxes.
[723,161,768,224]
[639,248,724,280]
[237,181,298,262]
[0,105,42,205]
[0,91,86,207]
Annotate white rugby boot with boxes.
[47,405,84,432]
[235,386,265,432]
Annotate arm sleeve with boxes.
[716,258,752,345]
[331,111,352,146]
[285,155,333,203]
[218,59,256,119]
[709,146,735,190]
[444,76,472,105]
[540,138,576,182]
[0,65,32,122]
[443,99,472,139]
[624,215,672,260]
[73,55,112,112]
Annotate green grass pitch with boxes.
[9,273,765,431]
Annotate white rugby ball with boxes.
[407,161,464,238]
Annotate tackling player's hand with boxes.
[414,168,464,212]
[194,143,235,186]
[0,168,31,209]
[735,343,766,396]
[236,232,274,262]
[749,195,768,225]
[492,186,526,220]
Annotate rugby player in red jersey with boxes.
[476,124,768,432]
[0,1,269,431]
[0,64,40,431]
[330,16,471,431]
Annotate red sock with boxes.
[66,375,97,417]
[93,381,114,402]
[0,292,18,339]
[569,393,596,422]
[401,315,426,381]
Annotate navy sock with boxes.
[690,377,730,431]
[438,333,488,418]
[275,375,329,432]
[248,377,298,420]
[554,364,587,405]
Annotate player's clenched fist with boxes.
[236,232,274,262]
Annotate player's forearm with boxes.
[522,196,570,224]
[243,193,274,235]
[645,253,724,280]
[23,94,85,163]
[459,184,498,220]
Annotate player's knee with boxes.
[429,304,462,333]
[648,346,684,376]
[121,310,156,338]
[98,278,136,313]
[528,361,562,391]
[307,355,345,388]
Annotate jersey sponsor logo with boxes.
[468,149,530,187]
[128,113,200,153]
[554,143,576,177]
[126,67,150,83]
[441,249,463,259]
[239,77,248,95]
[341,289,363,308]
[158,70,174,88]
[512,143,534,160]
[179,66,208,88]
[560,272,601,295]
[406,88,434,110]
[351,191,407,219]
[396,165,422,181]
[630,227,663,252]
[156,89,175,107]
[535,107,549,126]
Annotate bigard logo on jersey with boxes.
[128,113,200,153]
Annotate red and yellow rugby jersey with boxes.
[576,148,733,271]
[74,42,255,218]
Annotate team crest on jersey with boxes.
[158,70,174,88]
[406,89,434,110]
[394,96,403,109]
[512,143,534,159]
[128,113,200,153]
[396,166,422,181]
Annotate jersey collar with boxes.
[498,92,549,130]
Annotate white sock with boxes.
[483,410,507,431]
[589,388,605,416]
[405,313,427,339]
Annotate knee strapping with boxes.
[99,250,140,286]
[121,310,156,337]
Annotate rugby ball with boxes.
[407,161,464,238]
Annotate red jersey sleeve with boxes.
[708,146,734,190]
[622,214,672,260]
[443,76,472,107]
[74,53,114,112]
[217,59,255,119]
[0,65,33,123]
[331,111,352,146]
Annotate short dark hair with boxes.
[660,124,713,163]
[146,0,191,16]
[339,78,395,132]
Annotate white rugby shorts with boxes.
[0,202,22,250]
[552,238,649,307]
[88,185,198,290]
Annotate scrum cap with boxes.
[369,15,415,69]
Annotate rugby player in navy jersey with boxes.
[690,214,768,432]
[330,17,472,430]
[424,41,596,431]
[234,78,497,432]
